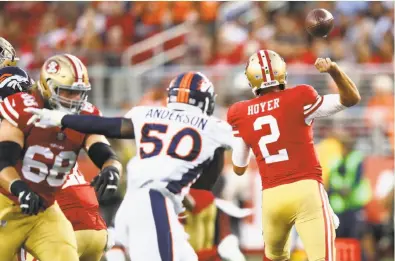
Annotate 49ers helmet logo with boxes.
[46,60,60,74]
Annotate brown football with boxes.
[305,8,334,37]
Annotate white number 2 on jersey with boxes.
[253,115,289,164]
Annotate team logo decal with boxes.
[46,60,60,74]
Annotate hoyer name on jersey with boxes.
[247,98,280,115]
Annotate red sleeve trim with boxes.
[304,95,324,117]
[0,100,18,127]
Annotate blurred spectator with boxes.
[0,1,391,67]
[316,132,343,188]
[328,131,372,239]
[365,74,394,153]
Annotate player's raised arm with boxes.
[303,58,361,124]
[315,58,361,107]
[24,108,135,139]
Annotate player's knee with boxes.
[265,246,290,261]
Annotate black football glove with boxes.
[91,166,120,200]
[10,180,45,215]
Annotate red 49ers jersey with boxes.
[0,92,101,205]
[227,85,323,189]
[189,188,215,214]
[56,169,107,231]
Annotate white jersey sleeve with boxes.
[124,106,139,119]
[207,116,234,150]
[305,94,347,125]
[232,137,251,167]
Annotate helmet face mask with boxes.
[39,54,91,114]
[46,79,89,114]
[0,37,19,68]
[245,50,287,96]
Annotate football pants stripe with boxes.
[149,190,174,261]
[19,248,26,261]
[319,183,334,261]
[304,95,323,116]
[0,102,18,127]
[323,185,336,260]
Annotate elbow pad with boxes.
[88,142,119,169]
[0,141,22,172]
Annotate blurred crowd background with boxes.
[3,1,394,261]
[2,1,394,68]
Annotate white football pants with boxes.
[114,188,197,261]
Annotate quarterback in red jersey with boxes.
[0,54,122,261]
[228,50,360,261]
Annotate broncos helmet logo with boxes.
[0,67,33,99]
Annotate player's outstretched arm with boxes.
[61,114,135,139]
[25,108,135,139]
[315,58,361,107]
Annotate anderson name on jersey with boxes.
[124,105,233,200]
[0,92,101,205]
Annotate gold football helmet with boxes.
[0,37,19,68]
[38,54,91,113]
[245,50,287,95]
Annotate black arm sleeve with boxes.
[61,115,135,139]
[0,141,22,172]
[88,142,119,169]
[191,147,225,191]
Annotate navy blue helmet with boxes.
[167,72,216,115]
[0,66,34,100]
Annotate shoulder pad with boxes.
[80,102,101,116]
[0,92,40,129]
[295,84,316,93]
[227,101,244,125]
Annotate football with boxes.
[305,8,334,37]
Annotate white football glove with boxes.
[324,190,340,229]
[24,108,67,128]
[330,205,340,229]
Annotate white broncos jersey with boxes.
[125,105,233,196]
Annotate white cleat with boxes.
[217,234,246,261]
